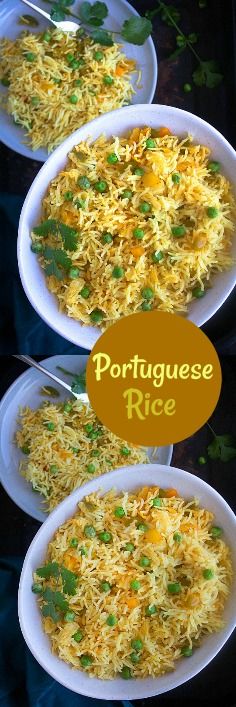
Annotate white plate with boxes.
[0,355,172,522]
[18,464,236,700]
[18,103,236,349]
[0,0,157,161]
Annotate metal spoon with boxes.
[13,355,89,403]
[20,0,80,33]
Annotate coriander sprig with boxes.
[146,1,223,89]
[42,0,152,45]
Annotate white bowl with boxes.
[18,463,236,700]
[18,104,236,349]
[0,356,173,522]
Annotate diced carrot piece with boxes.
[145,528,162,543]
[158,127,172,137]
[180,523,197,532]
[137,486,149,500]
[63,552,79,572]
[40,81,54,91]
[126,597,139,609]
[129,127,141,142]
[177,161,188,172]
[131,246,145,258]
[115,64,127,76]
[142,171,159,187]
[58,449,73,460]
[165,488,178,498]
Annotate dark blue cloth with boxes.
[0,557,132,707]
[0,193,88,355]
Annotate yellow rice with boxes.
[31,126,236,328]
[0,28,135,152]
[34,485,232,679]
[16,399,148,512]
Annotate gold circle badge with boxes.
[86,312,222,446]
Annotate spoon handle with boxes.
[20,0,58,26]
[13,355,78,398]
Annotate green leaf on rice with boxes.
[91,29,114,46]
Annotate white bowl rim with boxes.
[17,103,236,348]
[18,463,236,700]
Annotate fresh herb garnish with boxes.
[150,1,223,89]
[79,2,108,26]
[41,587,69,622]
[44,247,72,280]
[90,28,113,45]
[61,566,78,595]
[36,561,60,579]
[33,219,57,237]
[58,222,78,251]
[121,17,152,45]
[207,425,236,462]
[56,366,86,394]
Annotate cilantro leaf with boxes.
[121,17,152,45]
[41,588,69,623]
[33,219,57,237]
[36,562,60,579]
[207,434,236,462]
[193,60,223,88]
[44,247,72,280]
[61,566,78,595]
[42,601,60,622]
[79,1,108,26]
[160,4,181,26]
[71,371,86,394]
[91,28,113,45]
[58,222,78,251]
[50,7,66,22]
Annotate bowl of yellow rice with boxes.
[18,464,236,699]
[18,104,236,348]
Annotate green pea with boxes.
[85,423,93,434]
[94,50,103,61]
[146,138,156,149]
[66,53,74,63]
[203,568,214,579]
[121,666,132,679]
[136,522,148,532]
[46,422,55,431]
[139,556,151,568]
[120,189,133,199]
[91,449,100,457]
[87,463,96,474]
[107,153,118,164]
[31,582,43,594]
[31,96,40,106]
[151,497,162,507]
[25,52,36,62]
[70,537,78,548]
[43,32,51,42]
[133,227,144,240]
[69,94,78,104]
[69,267,80,279]
[183,83,192,93]
[130,579,141,591]
[94,180,107,193]
[124,542,134,552]
[70,60,80,70]
[167,582,182,594]
[50,465,58,474]
[181,645,192,656]
[64,402,72,413]
[120,446,130,456]
[103,75,114,85]
[114,506,125,518]
[141,301,152,311]
[64,191,73,201]
[131,638,143,651]
[145,604,157,616]
[80,654,93,667]
[100,581,111,592]
[74,79,82,87]
[99,531,112,543]
[102,232,113,244]
[207,206,218,218]
[112,266,124,279]
[72,629,83,642]
[88,430,99,440]
[208,161,220,173]
[31,242,43,254]
[139,201,151,213]
[171,225,186,237]
[210,526,222,538]
[173,532,182,543]
[192,286,205,298]
[133,167,144,176]
[78,176,90,189]
[64,611,75,622]
[172,173,181,183]
[141,287,153,300]
[198,455,207,465]
[130,652,140,664]
[77,58,85,68]
[90,309,104,323]
[84,525,96,538]
[106,614,117,626]
[151,250,164,263]
[80,286,91,299]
